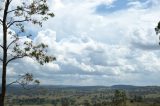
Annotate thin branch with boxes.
[7,39,18,50]
[7,6,29,14]
[0,44,3,49]
[7,8,19,14]
[9,0,13,5]
[7,17,13,25]
[15,81,38,90]
[7,19,28,28]
[6,55,27,65]
[7,75,23,87]
[0,19,2,23]
[7,78,28,88]
[0,19,2,25]
[7,81,17,87]
[7,74,39,90]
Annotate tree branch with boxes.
[6,55,27,65]
[7,81,17,87]
[7,8,19,14]
[0,44,3,49]
[0,19,2,25]
[7,75,24,87]
[7,6,29,14]
[7,73,40,90]
[7,38,18,50]
[9,0,13,5]
[7,19,28,28]
[7,17,13,25]
[8,80,38,90]
[0,19,2,23]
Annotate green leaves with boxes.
[6,0,54,29]
[4,0,56,65]
[29,43,56,65]
[0,1,55,104]
[7,35,56,66]
[2,0,56,87]
[17,73,40,88]
[7,32,56,65]
[47,13,54,17]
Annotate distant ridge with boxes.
[111,85,138,89]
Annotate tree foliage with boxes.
[7,73,40,89]
[0,0,55,105]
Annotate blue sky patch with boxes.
[95,0,150,15]
[95,0,129,14]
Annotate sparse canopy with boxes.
[0,0,55,106]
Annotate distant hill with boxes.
[111,85,138,90]
[1,84,160,93]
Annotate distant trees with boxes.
[112,90,127,106]
[61,98,70,106]
[0,0,55,105]
[83,100,91,106]
[133,95,143,102]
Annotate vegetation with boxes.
[4,85,160,106]
[0,0,55,105]
[0,0,159,106]
[112,90,127,106]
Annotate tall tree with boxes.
[0,0,55,105]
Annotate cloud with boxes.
[1,0,160,86]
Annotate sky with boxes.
[1,0,160,86]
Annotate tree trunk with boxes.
[1,62,7,106]
[1,13,7,106]
[0,0,9,106]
